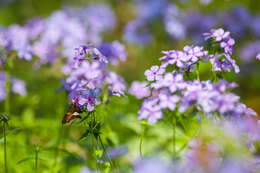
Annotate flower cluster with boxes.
[98,41,127,66]
[124,4,260,63]
[131,115,260,173]
[160,45,208,70]
[0,3,116,66]
[123,0,186,45]
[204,28,239,73]
[63,44,126,111]
[129,81,151,99]
[130,29,255,124]
[0,72,26,101]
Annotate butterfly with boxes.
[62,102,82,124]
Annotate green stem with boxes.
[51,125,63,173]
[3,121,7,173]
[139,125,146,157]
[212,54,217,82]
[98,135,114,169]
[196,63,200,82]
[92,135,100,172]
[172,114,176,157]
[5,70,10,115]
[35,146,39,173]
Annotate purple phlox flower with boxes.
[151,72,185,93]
[11,79,27,96]
[223,6,251,38]
[213,79,237,93]
[129,81,150,99]
[160,46,207,70]
[5,25,33,60]
[98,41,127,65]
[133,157,173,173]
[204,28,230,42]
[32,41,57,65]
[80,4,116,34]
[209,53,239,73]
[250,16,260,37]
[241,41,260,62]
[138,98,163,124]
[204,28,235,56]
[123,19,152,45]
[257,53,260,60]
[184,139,219,172]
[73,45,108,68]
[183,45,208,62]
[66,61,103,90]
[77,89,101,111]
[136,0,169,20]
[163,4,186,40]
[144,65,165,81]
[218,158,252,173]
[178,81,202,113]
[107,146,128,159]
[25,18,45,40]
[158,91,180,111]
[220,37,235,54]
[0,72,27,101]
[160,50,188,68]
[106,71,126,96]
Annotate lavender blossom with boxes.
[138,98,163,124]
[0,72,27,101]
[241,41,260,62]
[63,44,126,111]
[98,41,127,65]
[144,66,165,81]
[257,53,260,60]
[129,81,150,99]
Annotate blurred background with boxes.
[0,0,260,172]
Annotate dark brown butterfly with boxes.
[62,102,82,124]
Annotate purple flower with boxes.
[241,41,260,62]
[204,28,230,42]
[204,28,236,56]
[73,45,108,67]
[220,38,235,55]
[138,98,163,124]
[160,45,208,70]
[123,19,152,45]
[77,90,101,111]
[0,72,27,101]
[158,93,180,110]
[106,71,126,96]
[63,44,126,111]
[98,41,127,65]
[164,5,186,40]
[144,65,165,81]
[129,81,150,99]
[257,53,260,60]
[209,53,239,73]
[133,157,173,173]
[12,79,27,96]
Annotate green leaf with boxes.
[17,157,34,165]
[79,129,90,141]
[0,128,22,142]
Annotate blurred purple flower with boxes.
[0,72,27,101]
[129,81,150,99]
[133,157,174,173]
[98,41,127,65]
[257,53,260,60]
